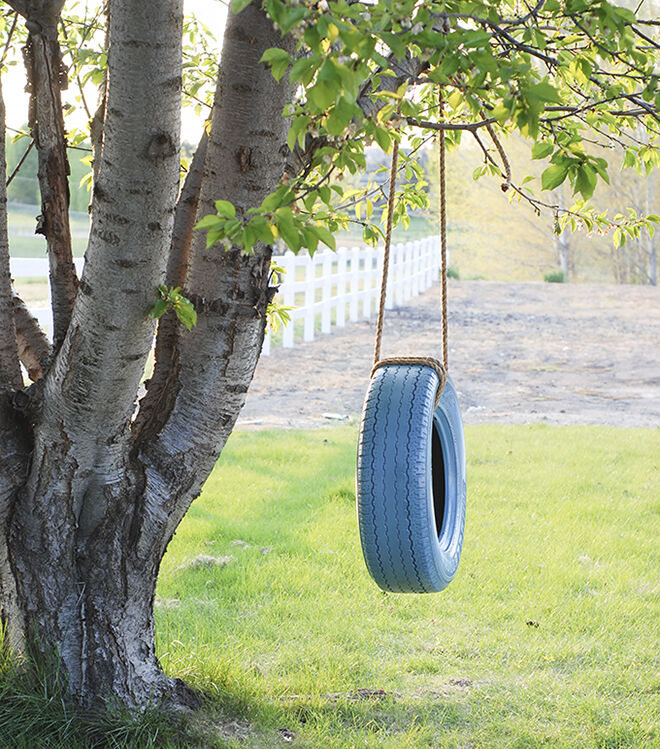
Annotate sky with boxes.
[3,0,228,145]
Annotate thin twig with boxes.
[6,140,34,187]
[484,119,512,192]
[0,12,18,67]
[406,116,497,132]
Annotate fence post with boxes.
[350,245,360,322]
[362,246,372,318]
[303,253,316,342]
[385,244,394,310]
[411,239,420,298]
[392,242,402,307]
[423,236,431,290]
[336,246,347,327]
[281,252,296,348]
[321,251,332,334]
[403,241,412,301]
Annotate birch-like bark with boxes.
[137,3,295,554]
[132,130,209,438]
[0,78,22,391]
[13,293,51,381]
[553,186,571,280]
[39,0,183,476]
[647,179,656,286]
[7,0,183,703]
[22,13,78,350]
[0,74,27,653]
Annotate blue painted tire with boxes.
[356,365,466,593]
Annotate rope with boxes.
[372,356,447,408]
[439,116,449,370]
[373,137,399,367]
[371,104,451,408]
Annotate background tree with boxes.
[0,0,657,713]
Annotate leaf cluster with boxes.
[149,286,197,331]
[200,0,659,257]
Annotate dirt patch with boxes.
[240,281,660,430]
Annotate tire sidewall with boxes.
[425,374,466,588]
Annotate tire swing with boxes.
[356,129,466,594]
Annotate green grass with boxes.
[11,277,49,307]
[8,205,89,258]
[1,424,657,747]
[151,424,659,748]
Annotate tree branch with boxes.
[484,118,512,192]
[3,1,28,17]
[132,128,209,440]
[0,77,23,392]
[406,116,497,132]
[35,0,184,529]
[12,293,51,382]
[136,3,296,558]
[22,15,78,352]
[6,140,35,188]
[501,0,546,27]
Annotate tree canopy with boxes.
[198,0,660,258]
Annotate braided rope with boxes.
[373,138,399,367]
[372,356,447,408]
[371,103,450,407]
[439,122,449,370]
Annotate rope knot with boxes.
[372,356,447,408]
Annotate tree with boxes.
[0,0,657,712]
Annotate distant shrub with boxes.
[544,269,565,283]
[447,265,460,280]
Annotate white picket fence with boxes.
[11,235,443,350]
[262,235,442,354]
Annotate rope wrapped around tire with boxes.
[356,363,466,593]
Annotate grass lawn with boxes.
[8,205,89,258]
[151,424,659,748]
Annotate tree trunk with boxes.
[553,187,571,280]
[23,14,78,352]
[2,0,186,708]
[1,0,294,710]
[645,178,656,286]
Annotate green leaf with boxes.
[173,296,197,331]
[287,115,311,151]
[289,56,317,86]
[274,209,301,251]
[195,214,223,230]
[260,48,291,83]
[250,215,277,243]
[309,224,336,251]
[214,199,236,219]
[280,6,307,34]
[528,79,564,105]
[231,0,252,13]
[326,97,355,137]
[541,164,569,191]
[531,142,554,160]
[223,218,243,238]
[149,298,169,320]
[373,127,391,152]
[309,80,336,111]
[205,228,224,249]
[574,165,597,200]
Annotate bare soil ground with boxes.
[239,281,660,430]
